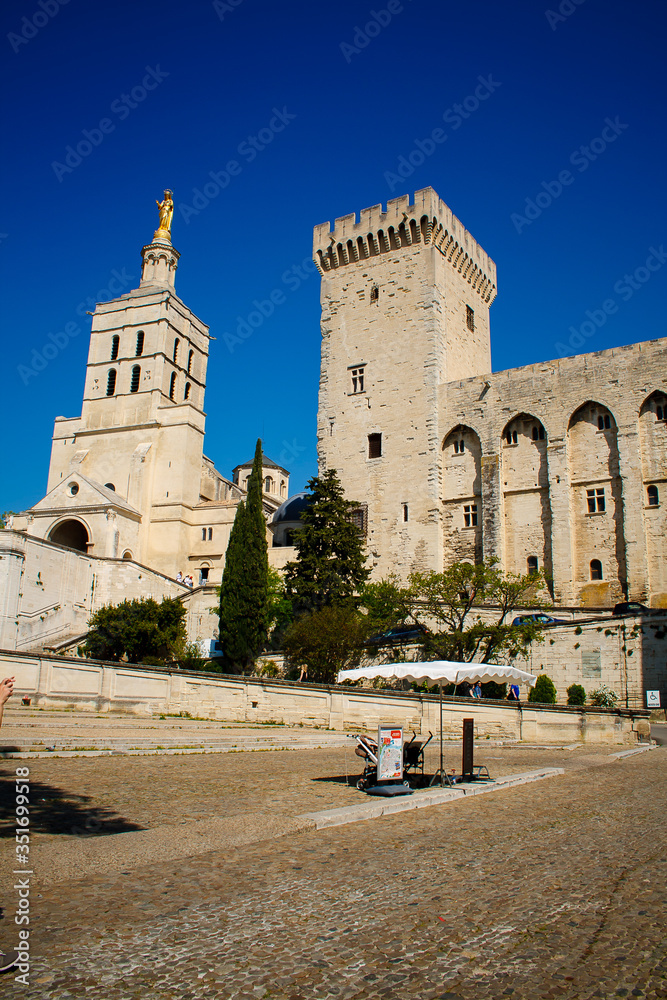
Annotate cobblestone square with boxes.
[0,713,665,998]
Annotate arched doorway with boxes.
[48,519,89,552]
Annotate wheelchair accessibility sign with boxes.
[376,726,403,781]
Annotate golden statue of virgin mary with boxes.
[154,189,174,239]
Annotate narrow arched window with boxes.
[173,338,180,363]
[106,369,117,396]
[187,350,193,375]
[169,372,176,400]
[110,335,119,361]
[647,485,659,506]
[135,330,144,356]
[370,285,379,303]
[527,556,538,576]
[264,476,273,493]
[130,365,140,393]
[184,382,191,401]
[590,559,603,581]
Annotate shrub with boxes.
[176,641,209,672]
[258,660,280,678]
[528,675,557,704]
[567,684,586,706]
[589,685,618,708]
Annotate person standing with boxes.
[0,676,15,728]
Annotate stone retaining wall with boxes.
[0,650,649,745]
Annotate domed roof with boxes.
[233,455,288,475]
[271,491,311,525]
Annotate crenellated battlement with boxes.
[313,187,497,303]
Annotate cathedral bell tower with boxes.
[42,190,212,570]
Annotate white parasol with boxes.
[337,660,537,786]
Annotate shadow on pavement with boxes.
[0,768,145,837]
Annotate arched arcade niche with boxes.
[48,519,90,553]
[567,401,626,607]
[441,425,482,566]
[500,413,552,588]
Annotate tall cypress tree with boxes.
[284,468,369,616]
[218,439,270,669]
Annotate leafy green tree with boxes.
[405,560,550,664]
[528,675,557,704]
[360,574,412,633]
[265,567,293,648]
[284,469,369,615]
[84,597,186,663]
[283,604,372,684]
[218,439,270,670]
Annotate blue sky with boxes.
[1,0,665,515]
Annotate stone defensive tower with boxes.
[314,187,497,578]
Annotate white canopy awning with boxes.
[337,660,537,687]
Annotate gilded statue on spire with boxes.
[154,189,174,240]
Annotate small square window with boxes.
[586,488,605,513]
[351,367,365,393]
[466,305,475,332]
[527,556,538,576]
[368,433,382,459]
[463,504,478,527]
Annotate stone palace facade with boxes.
[315,187,667,608]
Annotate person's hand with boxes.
[0,677,15,706]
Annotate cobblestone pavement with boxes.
[1,741,665,999]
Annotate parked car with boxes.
[512,613,566,626]
[612,602,651,616]
[366,623,428,646]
